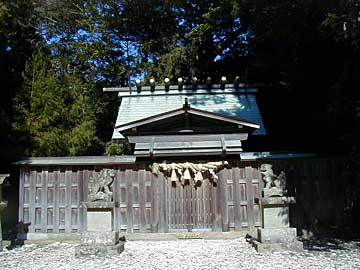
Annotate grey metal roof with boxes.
[113,92,266,139]
[14,156,136,166]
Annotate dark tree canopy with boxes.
[0,0,359,168]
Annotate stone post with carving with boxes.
[252,164,303,252]
[75,169,124,256]
[0,174,9,252]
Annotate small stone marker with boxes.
[251,165,303,253]
[75,169,124,256]
[0,174,9,252]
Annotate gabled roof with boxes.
[115,100,260,133]
[113,91,266,139]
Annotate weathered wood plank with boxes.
[18,168,25,228]
[160,173,167,232]
[245,165,255,230]
[232,167,241,230]
[219,169,228,231]
[118,169,127,231]
[41,169,48,232]
[78,169,85,232]
[65,169,72,233]
[28,170,36,233]
[126,169,134,232]
[138,168,146,232]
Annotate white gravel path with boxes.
[0,238,359,270]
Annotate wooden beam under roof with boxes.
[128,133,248,143]
[134,148,243,157]
[129,133,248,157]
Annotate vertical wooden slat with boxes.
[113,167,119,232]
[245,165,255,230]
[65,169,72,233]
[78,169,85,232]
[53,169,59,233]
[132,167,140,231]
[215,170,223,231]
[180,182,184,229]
[219,169,228,231]
[212,173,219,230]
[174,184,179,229]
[159,173,167,232]
[205,180,211,229]
[29,170,36,233]
[164,177,169,230]
[18,168,24,225]
[203,181,207,228]
[199,183,204,229]
[41,169,48,232]
[118,169,127,232]
[138,168,146,232]
[149,171,155,231]
[252,165,262,228]
[125,169,133,232]
[232,167,241,231]
[186,184,191,229]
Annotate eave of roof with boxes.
[239,152,319,160]
[14,156,136,166]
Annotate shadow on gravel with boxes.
[302,238,360,252]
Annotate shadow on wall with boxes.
[274,158,360,240]
[2,173,19,241]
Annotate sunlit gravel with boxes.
[0,238,359,270]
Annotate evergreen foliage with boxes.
[13,51,103,156]
[0,0,359,162]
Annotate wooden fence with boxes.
[18,162,263,235]
[18,157,352,238]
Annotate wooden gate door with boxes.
[166,180,215,232]
[219,166,262,231]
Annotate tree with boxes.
[13,51,103,156]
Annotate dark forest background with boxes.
[1,0,359,166]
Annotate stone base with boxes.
[81,231,119,246]
[75,242,124,257]
[257,227,297,243]
[75,230,124,257]
[252,239,303,253]
[252,227,303,253]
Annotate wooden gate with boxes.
[218,166,262,231]
[165,165,262,232]
[166,180,215,232]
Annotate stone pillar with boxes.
[75,169,124,257]
[0,174,9,252]
[254,196,303,252]
[251,164,303,252]
[75,201,124,256]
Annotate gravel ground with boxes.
[1,238,360,270]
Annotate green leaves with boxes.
[13,51,104,156]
